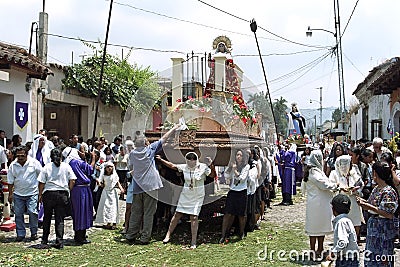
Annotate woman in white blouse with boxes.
[219,149,250,244]
[157,152,215,249]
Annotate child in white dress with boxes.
[95,161,124,229]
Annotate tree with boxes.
[247,92,270,115]
[272,96,288,136]
[62,42,162,114]
[331,108,348,122]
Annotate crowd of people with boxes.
[296,137,400,266]
[1,127,400,265]
[0,127,279,249]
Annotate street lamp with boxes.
[306,26,336,37]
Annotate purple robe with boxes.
[282,150,296,195]
[69,159,94,231]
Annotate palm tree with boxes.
[273,96,288,136]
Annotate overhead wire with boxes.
[44,33,186,54]
[341,0,360,37]
[270,51,332,94]
[343,53,365,77]
[196,0,330,49]
[234,48,326,57]
[114,1,285,43]
[241,50,332,90]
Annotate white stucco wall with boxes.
[0,69,34,142]
[350,107,363,141]
[368,94,391,140]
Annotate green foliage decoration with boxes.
[62,41,162,114]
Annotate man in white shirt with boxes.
[7,145,42,241]
[38,148,76,249]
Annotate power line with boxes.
[44,33,186,54]
[114,1,284,43]
[270,52,331,93]
[341,0,360,37]
[240,51,332,90]
[343,52,365,77]
[234,48,327,57]
[196,0,330,49]
[269,51,332,84]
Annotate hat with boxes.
[331,194,351,214]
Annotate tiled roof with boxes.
[353,57,400,95]
[0,42,53,80]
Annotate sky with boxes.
[2,0,400,114]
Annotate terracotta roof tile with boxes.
[0,42,53,79]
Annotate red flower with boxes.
[241,117,247,124]
[232,95,238,101]
[199,107,205,112]
[252,117,257,123]
[188,96,193,100]
[176,98,182,103]
[235,96,245,105]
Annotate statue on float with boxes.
[205,36,242,97]
[287,103,306,137]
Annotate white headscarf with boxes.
[289,143,297,152]
[335,155,352,178]
[62,147,81,164]
[29,134,51,165]
[309,150,323,171]
[99,161,119,189]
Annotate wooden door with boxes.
[44,102,81,143]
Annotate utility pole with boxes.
[334,0,345,120]
[250,19,279,143]
[317,87,323,130]
[92,0,114,140]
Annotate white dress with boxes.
[303,168,336,236]
[175,163,211,216]
[95,172,120,224]
[329,168,364,226]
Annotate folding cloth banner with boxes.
[15,102,29,129]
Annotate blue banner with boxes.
[15,102,28,129]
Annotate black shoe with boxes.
[75,239,91,245]
[219,237,227,244]
[53,242,64,249]
[15,236,25,242]
[139,240,149,245]
[30,234,38,241]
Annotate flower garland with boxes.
[232,95,257,124]
[174,95,212,112]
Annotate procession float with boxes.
[144,36,272,166]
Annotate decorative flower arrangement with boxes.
[174,95,212,112]
[232,95,257,124]
[286,134,304,145]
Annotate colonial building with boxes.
[350,57,400,141]
[0,42,52,142]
